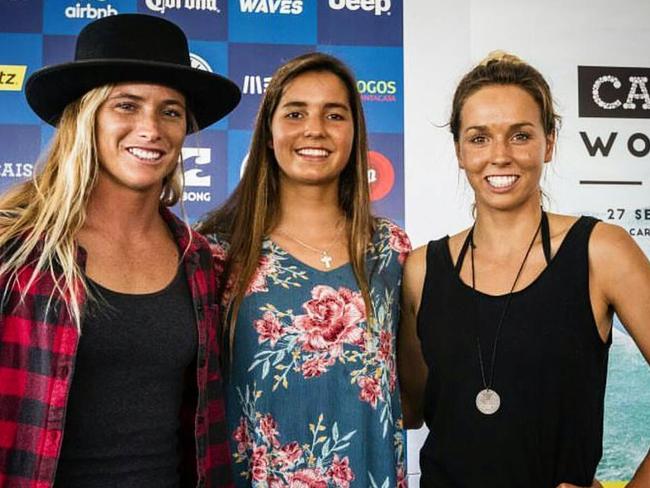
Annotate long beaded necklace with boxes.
[468,212,545,415]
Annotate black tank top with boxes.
[417,216,610,488]
[54,266,197,488]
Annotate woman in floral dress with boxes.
[198,52,410,487]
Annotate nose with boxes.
[136,109,162,141]
[303,115,325,138]
[489,138,512,166]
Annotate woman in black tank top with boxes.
[398,52,650,488]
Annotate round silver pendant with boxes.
[476,388,500,415]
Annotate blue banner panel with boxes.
[176,128,228,221]
[321,45,403,133]
[0,33,41,124]
[226,128,251,193]
[0,0,43,33]
[44,0,137,35]
[227,42,313,130]
[42,34,76,66]
[137,0,228,41]
[368,131,403,226]
[187,39,230,130]
[317,0,402,46]
[228,0,315,44]
[0,124,40,193]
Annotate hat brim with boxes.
[25,59,241,132]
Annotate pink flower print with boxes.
[254,311,284,347]
[388,357,397,392]
[377,330,393,361]
[288,468,328,488]
[293,285,366,356]
[300,355,335,378]
[277,441,303,467]
[387,223,411,264]
[247,254,277,295]
[327,454,355,488]
[397,465,408,488]
[232,417,251,454]
[259,414,280,448]
[250,444,270,482]
[358,375,382,408]
[268,476,285,488]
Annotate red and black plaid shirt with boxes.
[0,208,233,488]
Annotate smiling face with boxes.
[455,84,555,213]
[269,70,354,190]
[95,82,187,197]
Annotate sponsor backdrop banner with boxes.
[404,1,649,486]
[0,0,404,226]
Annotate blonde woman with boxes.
[399,52,650,487]
[0,14,240,487]
[199,52,410,487]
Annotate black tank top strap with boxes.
[454,229,473,273]
[541,211,552,264]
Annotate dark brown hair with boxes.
[198,52,374,348]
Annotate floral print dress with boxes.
[209,219,411,488]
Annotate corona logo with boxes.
[144,0,219,14]
[190,53,213,72]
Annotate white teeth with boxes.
[486,175,518,188]
[297,148,329,157]
[128,147,162,160]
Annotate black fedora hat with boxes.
[25,14,240,132]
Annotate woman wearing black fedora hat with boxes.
[0,14,240,488]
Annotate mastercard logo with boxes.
[368,150,394,201]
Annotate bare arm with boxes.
[398,245,429,429]
[590,223,650,487]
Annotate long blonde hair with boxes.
[197,52,375,350]
[0,84,186,330]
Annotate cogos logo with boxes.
[328,0,391,16]
[239,0,303,14]
[64,2,118,19]
[144,0,219,14]
[368,151,394,201]
[578,66,650,119]
[0,65,27,92]
[242,74,272,95]
[189,53,212,72]
[356,79,397,102]
[182,147,212,202]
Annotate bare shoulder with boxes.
[447,228,471,266]
[403,244,429,315]
[589,220,645,267]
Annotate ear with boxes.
[455,142,464,169]
[543,131,556,163]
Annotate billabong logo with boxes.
[64,2,118,19]
[239,0,303,14]
[328,0,391,16]
[144,0,220,14]
[368,150,394,201]
[357,79,397,102]
[182,147,212,203]
[190,53,213,72]
[0,65,27,91]
[242,74,272,95]
[578,66,650,119]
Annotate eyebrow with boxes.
[108,92,186,107]
[464,122,535,133]
[279,100,350,111]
